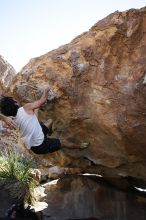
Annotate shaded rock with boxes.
[0,189,15,217]
[42,175,146,220]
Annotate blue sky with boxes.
[0,0,146,72]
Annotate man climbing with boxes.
[0,86,88,154]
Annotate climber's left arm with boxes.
[0,113,17,129]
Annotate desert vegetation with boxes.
[0,149,37,204]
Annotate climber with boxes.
[0,86,88,155]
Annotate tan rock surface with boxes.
[6,8,146,181]
[0,55,16,94]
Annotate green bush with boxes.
[0,149,37,204]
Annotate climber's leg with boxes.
[39,119,53,136]
[44,119,53,135]
[60,139,89,150]
[44,119,53,130]
[30,137,61,154]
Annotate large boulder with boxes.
[8,8,146,181]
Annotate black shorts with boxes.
[30,122,61,154]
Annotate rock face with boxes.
[0,189,14,217]
[0,55,16,94]
[1,176,146,219]
[43,176,146,220]
[8,8,146,181]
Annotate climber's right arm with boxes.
[23,86,49,113]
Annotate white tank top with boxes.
[15,107,44,149]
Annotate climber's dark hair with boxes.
[0,96,19,117]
